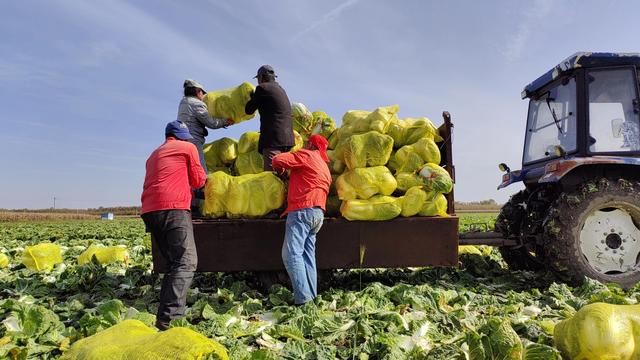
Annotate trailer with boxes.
[152,112,462,274]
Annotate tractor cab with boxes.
[495,52,640,288]
[499,52,640,189]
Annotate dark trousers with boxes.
[262,146,290,171]
[142,210,197,327]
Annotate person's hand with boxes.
[225,118,234,126]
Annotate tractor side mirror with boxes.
[498,163,510,173]
[611,118,624,138]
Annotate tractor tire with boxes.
[544,178,640,288]
[495,190,542,270]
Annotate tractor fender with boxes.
[538,156,640,184]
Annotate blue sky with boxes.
[1,0,638,209]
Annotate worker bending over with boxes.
[140,120,206,330]
[272,135,332,304]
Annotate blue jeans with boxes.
[282,207,324,304]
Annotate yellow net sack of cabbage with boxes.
[235,132,262,175]
[418,163,453,194]
[328,150,346,174]
[291,130,304,152]
[554,303,640,360]
[203,82,256,123]
[78,245,129,265]
[399,186,429,217]
[395,172,423,193]
[335,166,397,200]
[235,152,263,175]
[292,103,316,137]
[203,137,237,170]
[419,193,448,216]
[338,105,398,141]
[399,186,448,217]
[202,172,285,218]
[59,319,228,360]
[0,253,9,268]
[387,117,443,148]
[335,131,394,170]
[393,137,441,174]
[340,195,402,221]
[238,131,260,153]
[311,111,336,139]
[22,243,63,272]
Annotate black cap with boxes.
[254,65,277,79]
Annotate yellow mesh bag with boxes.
[235,151,263,175]
[554,303,640,360]
[395,172,423,193]
[203,137,238,170]
[202,82,256,124]
[387,117,443,148]
[291,103,316,137]
[327,150,346,174]
[335,166,397,200]
[22,243,63,272]
[338,105,398,141]
[393,137,441,174]
[340,195,402,221]
[418,163,453,194]
[290,130,304,152]
[238,131,260,154]
[0,253,8,268]
[418,193,448,217]
[78,245,129,265]
[235,132,263,175]
[202,172,285,218]
[60,319,228,360]
[311,111,336,139]
[399,186,429,217]
[335,131,394,170]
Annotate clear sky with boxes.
[1,0,638,209]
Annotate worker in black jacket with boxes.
[245,65,295,171]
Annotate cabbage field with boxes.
[1,215,638,359]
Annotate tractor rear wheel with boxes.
[544,178,640,288]
[495,190,543,270]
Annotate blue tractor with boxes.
[496,52,640,288]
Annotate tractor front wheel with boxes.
[495,190,543,270]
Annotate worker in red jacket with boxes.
[140,120,207,330]
[272,134,332,304]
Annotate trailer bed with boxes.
[152,216,459,272]
[152,112,460,273]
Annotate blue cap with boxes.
[165,120,193,140]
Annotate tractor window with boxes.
[523,77,577,163]
[588,68,640,152]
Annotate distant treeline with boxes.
[0,206,141,216]
[455,199,502,211]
